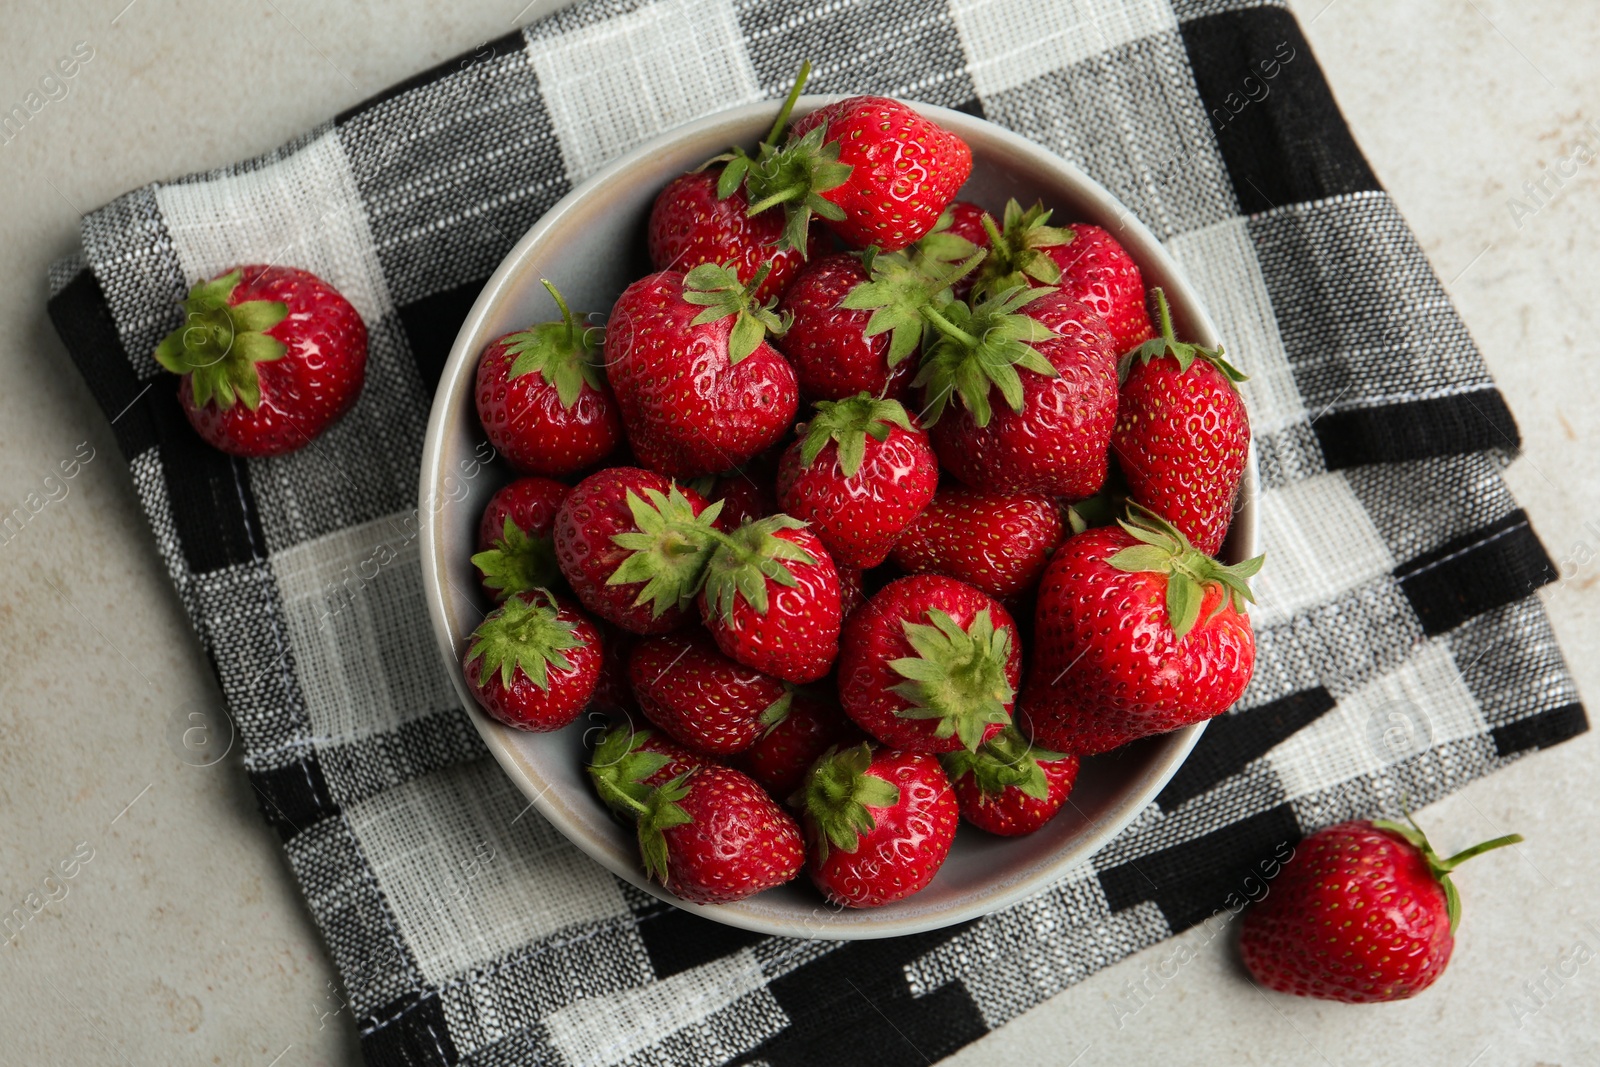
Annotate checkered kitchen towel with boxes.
[47,0,1587,1063]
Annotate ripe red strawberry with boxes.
[475,280,622,476]
[837,574,1019,752]
[633,765,805,904]
[605,265,798,478]
[472,476,569,602]
[735,689,864,799]
[461,591,602,732]
[776,249,977,403]
[630,628,789,756]
[889,486,1065,602]
[553,467,722,634]
[780,97,972,252]
[917,286,1119,498]
[1018,507,1262,755]
[587,724,705,818]
[1240,816,1523,1003]
[776,395,938,570]
[154,266,367,457]
[800,743,958,908]
[837,566,867,620]
[647,169,820,302]
[941,727,1079,837]
[974,200,1154,353]
[1113,288,1250,556]
[698,515,842,683]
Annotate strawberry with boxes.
[630,628,789,756]
[1240,815,1522,1003]
[974,200,1154,353]
[735,689,864,799]
[472,476,569,602]
[777,97,972,252]
[917,286,1120,498]
[800,743,958,908]
[775,394,938,570]
[475,280,622,476]
[553,467,723,634]
[837,574,1019,752]
[1113,288,1250,556]
[698,515,842,683]
[646,169,819,302]
[605,264,798,478]
[154,266,367,457]
[587,724,705,818]
[889,486,1065,602]
[633,765,805,904]
[461,591,602,732]
[1018,506,1262,756]
[775,249,977,403]
[941,727,1078,837]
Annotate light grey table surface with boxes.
[1,1,1595,1064]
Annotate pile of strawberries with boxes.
[460,69,1264,909]
[145,71,1520,998]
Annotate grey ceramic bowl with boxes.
[419,97,1257,939]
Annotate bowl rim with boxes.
[419,95,1256,939]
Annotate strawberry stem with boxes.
[1152,286,1177,346]
[763,61,811,150]
[746,185,806,215]
[1437,833,1524,871]
[542,278,579,346]
[920,304,978,348]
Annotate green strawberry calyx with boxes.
[888,607,1015,752]
[758,687,795,738]
[908,205,982,277]
[470,515,560,602]
[1107,504,1264,640]
[972,199,1074,299]
[607,485,727,618]
[1124,287,1247,384]
[465,589,587,691]
[712,61,853,253]
[153,270,288,411]
[682,262,792,364]
[1371,809,1523,933]
[637,773,697,883]
[587,726,676,820]
[797,393,915,479]
[501,280,607,409]
[842,246,986,367]
[700,514,817,622]
[799,742,899,860]
[941,726,1068,800]
[912,284,1060,427]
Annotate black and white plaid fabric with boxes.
[47,1,1586,1063]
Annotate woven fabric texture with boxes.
[46,1,1585,1064]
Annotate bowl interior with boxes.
[420,98,1256,939]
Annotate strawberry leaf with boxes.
[886,608,1015,752]
[607,486,725,618]
[699,514,815,623]
[153,270,288,412]
[1126,287,1247,384]
[796,393,914,479]
[799,743,899,860]
[682,262,790,364]
[465,590,587,692]
[911,285,1060,427]
[1108,503,1266,640]
[502,280,606,409]
[637,774,695,883]
[972,199,1075,299]
[587,726,673,819]
[471,515,561,603]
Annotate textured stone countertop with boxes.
[1,1,1594,1063]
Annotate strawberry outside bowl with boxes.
[419,96,1258,940]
